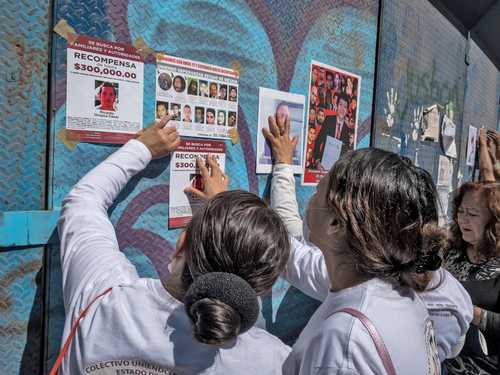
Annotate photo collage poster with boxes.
[156,54,239,140]
[302,61,361,185]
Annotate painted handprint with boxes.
[411,106,423,141]
[384,88,398,129]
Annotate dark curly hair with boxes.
[449,182,500,259]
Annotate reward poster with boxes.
[66,36,144,143]
[169,139,226,228]
[302,61,361,185]
[156,55,239,139]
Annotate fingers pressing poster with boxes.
[169,140,226,229]
[66,36,144,143]
[156,55,239,139]
[256,87,305,174]
[302,61,361,186]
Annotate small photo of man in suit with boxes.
[313,92,352,168]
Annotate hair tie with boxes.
[414,252,442,274]
[184,272,259,334]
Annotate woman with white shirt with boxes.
[260,115,459,374]
[52,115,291,375]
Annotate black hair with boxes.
[327,148,445,291]
[337,92,350,106]
[182,191,290,345]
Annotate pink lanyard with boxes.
[48,288,112,375]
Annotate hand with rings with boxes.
[184,155,230,200]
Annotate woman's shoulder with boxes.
[243,326,291,353]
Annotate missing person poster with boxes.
[169,139,226,228]
[66,36,144,143]
[302,61,361,186]
[156,55,239,139]
[256,87,305,174]
[466,125,478,167]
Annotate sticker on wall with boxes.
[169,139,226,229]
[440,114,457,158]
[421,105,440,143]
[65,36,144,143]
[302,60,361,186]
[466,125,478,167]
[156,54,239,140]
[256,87,305,174]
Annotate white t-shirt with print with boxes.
[283,278,441,375]
[57,140,291,375]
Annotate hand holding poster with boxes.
[302,61,361,185]
[169,139,226,228]
[66,36,144,143]
[156,55,239,140]
[256,87,305,174]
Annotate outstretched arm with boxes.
[58,116,179,310]
[263,114,330,299]
[479,128,500,182]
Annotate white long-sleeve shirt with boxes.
[270,164,473,367]
[57,140,291,375]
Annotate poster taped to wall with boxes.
[302,60,361,185]
[437,186,450,226]
[437,155,453,187]
[169,139,226,228]
[66,36,144,143]
[466,125,478,167]
[422,105,440,142]
[256,87,305,174]
[156,54,239,140]
[440,114,457,158]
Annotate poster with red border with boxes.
[302,61,361,186]
[169,139,226,228]
[65,36,144,144]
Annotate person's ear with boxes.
[326,218,342,236]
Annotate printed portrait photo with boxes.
[95,81,119,112]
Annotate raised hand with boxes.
[137,115,180,159]
[184,155,229,200]
[262,114,298,165]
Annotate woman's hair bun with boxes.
[414,223,447,273]
[184,272,259,345]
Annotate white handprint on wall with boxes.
[384,88,398,129]
[411,106,423,141]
